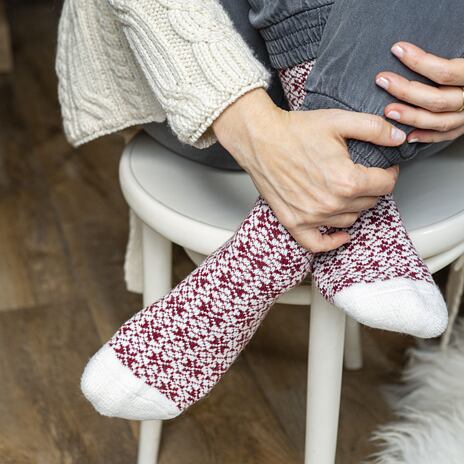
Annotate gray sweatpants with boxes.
[249,0,463,167]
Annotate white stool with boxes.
[119,133,464,464]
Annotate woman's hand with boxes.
[376,41,464,143]
[213,89,404,253]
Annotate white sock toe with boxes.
[81,345,180,420]
[333,278,448,338]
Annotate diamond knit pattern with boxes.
[278,61,315,109]
[312,195,433,301]
[279,61,434,302]
[110,198,312,410]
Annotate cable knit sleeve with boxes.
[107,0,271,147]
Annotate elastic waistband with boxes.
[258,3,333,69]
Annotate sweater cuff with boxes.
[108,0,271,148]
[188,78,270,148]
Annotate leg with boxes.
[81,199,313,419]
[138,421,163,464]
[344,318,363,371]
[279,61,447,338]
[124,209,144,294]
[305,285,346,464]
[142,224,172,306]
[138,225,173,464]
[441,255,464,349]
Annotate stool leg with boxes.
[137,225,173,464]
[305,286,346,464]
[441,255,464,349]
[138,421,163,464]
[344,318,363,370]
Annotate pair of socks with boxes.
[81,61,448,420]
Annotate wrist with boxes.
[212,88,281,168]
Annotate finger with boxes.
[294,228,350,253]
[324,213,360,229]
[407,126,464,144]
[333,112,406,146]
[351,165,399,198]
[376,72,463,113]
[390,42,464,86]
[385,103,464,132]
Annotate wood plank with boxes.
[0,4,139,461]
[0,0,13,73]
[0,130,76,312]
[0,3,76,312]
[0,300,137,463]
[160,356,300,464]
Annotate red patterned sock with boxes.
[81,198,312,419]
[81,60,447,422]
[279,61,448,338]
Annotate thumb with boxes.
[294,227,351,253]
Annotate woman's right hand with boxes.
[213,88,405,253]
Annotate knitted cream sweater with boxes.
[56,0,270,148]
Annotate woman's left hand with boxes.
[375,41,464,143]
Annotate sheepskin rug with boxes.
[370,319,464,464]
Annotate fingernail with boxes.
[391,44,404,58]
[408,138,420,143]
[391,127,406,142]
[376,77,389,90]
[386,110,401,121]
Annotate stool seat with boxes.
[121,133,464,259]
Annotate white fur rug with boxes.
[370,319,464,464]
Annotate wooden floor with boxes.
[0,2,453,463]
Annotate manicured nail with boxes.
[391,127,406,142]
[408,138,420,143]
[376,77,389,90]
[391,44,405,58]
[386,110,401,121]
